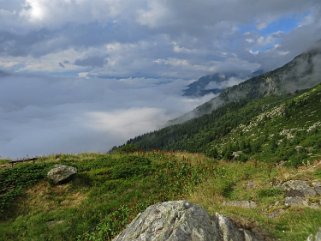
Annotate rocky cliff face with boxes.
[113,201,266,241]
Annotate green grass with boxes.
[0,163,51,219]
[121,83,321,167]
[0,159,9,165]
[1,152,320,241]
[0,152,209,241]
[187,160,321,241]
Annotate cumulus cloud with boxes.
[19,0,139,27]
[0,0,321,74]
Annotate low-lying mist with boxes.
[0,74,213,159]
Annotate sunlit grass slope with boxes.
[0,152,320,241]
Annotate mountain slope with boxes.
[172,47,321,124]
[183,72,250,97]
[121,82,321,166]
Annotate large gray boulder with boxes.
[113,201,265,241]
[47,165,77,184]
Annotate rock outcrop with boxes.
[281,180,321,208]
[282,180,317,197]
[47,165,77,184]
[113,200,265,241]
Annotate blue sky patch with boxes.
[259,13,309,36]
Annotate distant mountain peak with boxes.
[183,70,264,97]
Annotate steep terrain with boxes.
[172,47,321,124]
[122,82,321,166]
[1,153,320,241]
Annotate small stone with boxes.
[284,196,308,207]
[223,200,257,209]
[267,209,285,219]
[246,181,256,190]
[184,201,191,209]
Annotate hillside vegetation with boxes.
[172,47,321,124]
[122,83,321,167]
[0,152,207,241]
[0,153,321,241]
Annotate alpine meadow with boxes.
[1,1,321,241]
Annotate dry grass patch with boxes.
[21,181,87,213]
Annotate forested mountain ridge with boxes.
[183,72,250,97]
[171,46,321,124]
[119,82,321,166]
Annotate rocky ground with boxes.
[113,201,267,241]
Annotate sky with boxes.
[1,0,321,158]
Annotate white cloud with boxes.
[21,0,46,22]
[1,0,321,74]
[205,76,246,90]
[0,74,213,158]
[0,0,321,158]
[18,0,139,27]
[85,108,168,139]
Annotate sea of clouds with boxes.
[0,73,214,158]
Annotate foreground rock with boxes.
[113,200,266,241]
[307,228,321,241]
[47,165,77,184]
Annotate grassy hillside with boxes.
[0,152,207,241]
[0,153,320,241]
[122,83,321,166]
